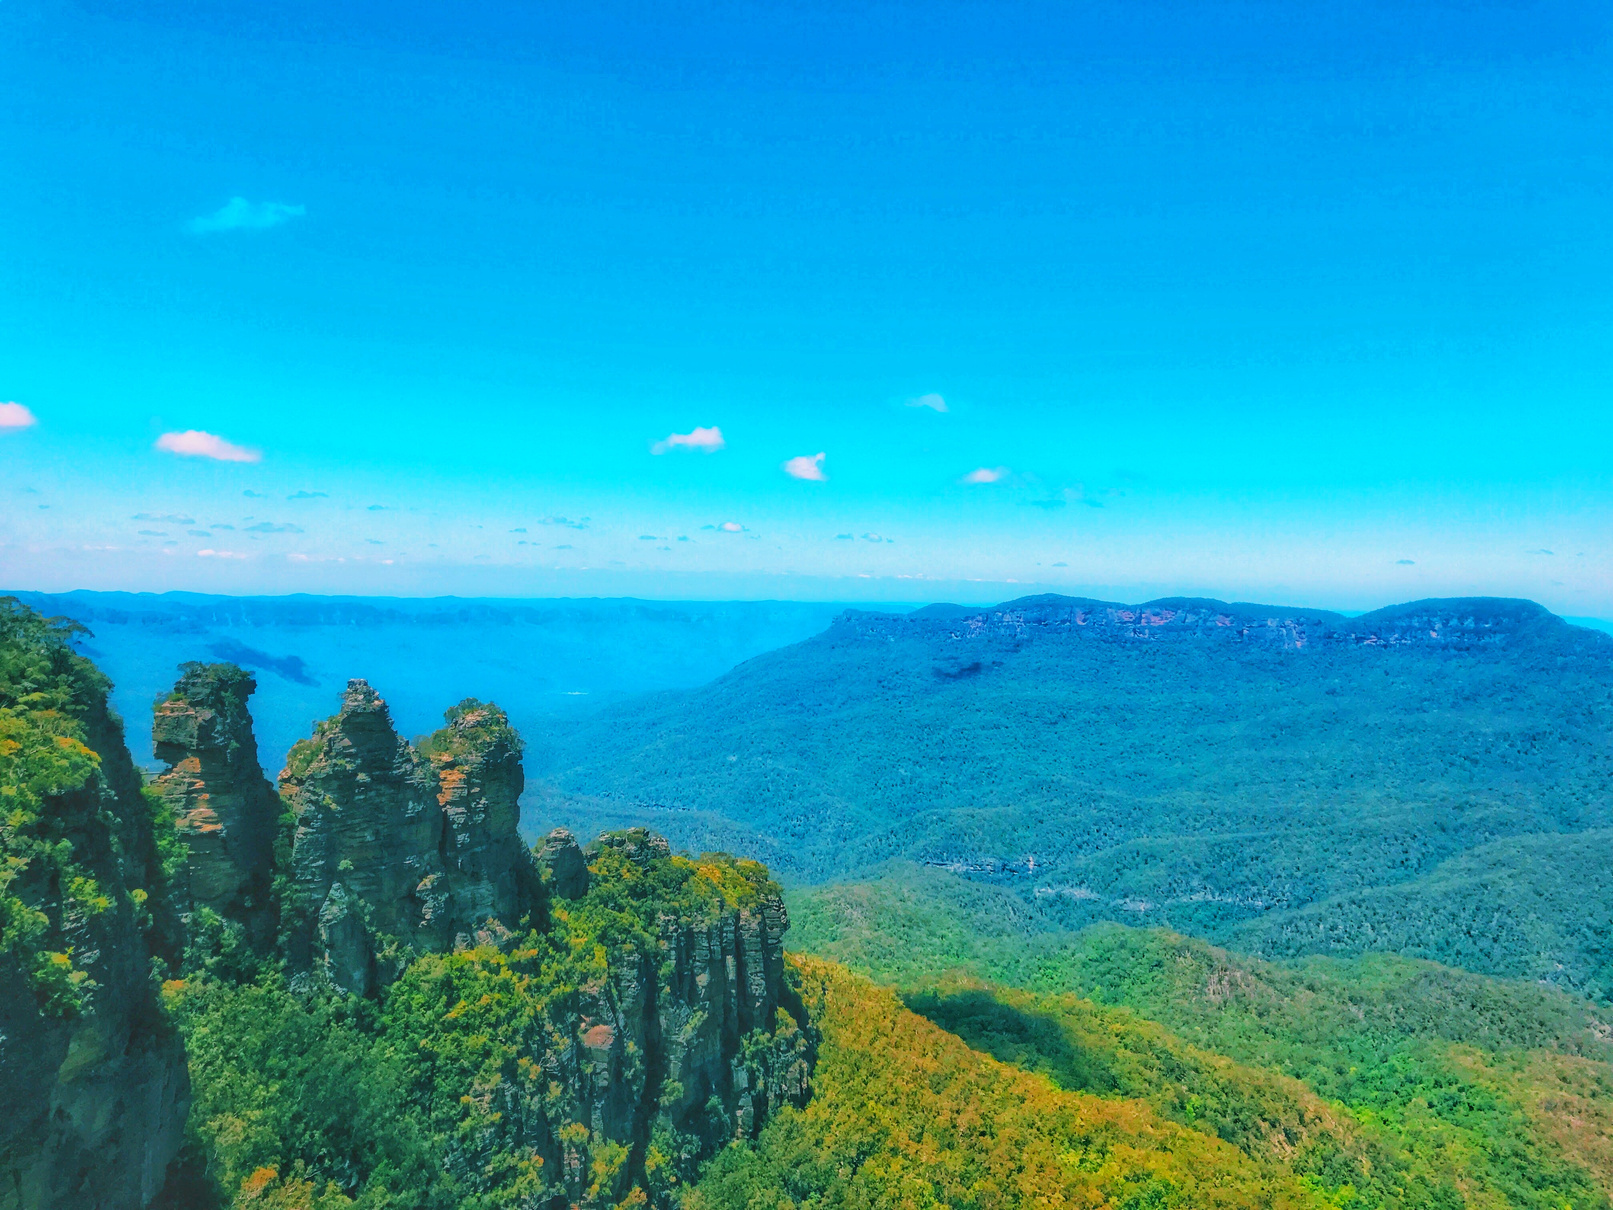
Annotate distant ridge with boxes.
[535,591,1613,996]
[843,594,1581,653]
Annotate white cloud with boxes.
[651,425,725,454]
[189,197,306,235]
[196,549,247,559]
[719,521,743,533]
[906,393,948,413]
[962,466,1008,484]
[0,402,37,430]
[783,452,827,481]
[156,430,261,463]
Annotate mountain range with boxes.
[533,594,1613,999]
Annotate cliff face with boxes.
[279,680,534,994]
[0,601,188,1210]
[423,699,528,941]
[405,828,815,1208]
[151,663,280,945]
[839,594,1573,653]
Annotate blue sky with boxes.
[3,0,1611,610]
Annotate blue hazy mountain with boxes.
[533,594,1613,998]
[4,590,854,778]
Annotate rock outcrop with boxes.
[422,829,815,1208]
[535,826,591,900]
[423,699,530,939]
[151,662,280,945]
[0,601,188,1210]
[279,680,535,994]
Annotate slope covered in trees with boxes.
[788,871,1613,1208]
[533,595,1613,990]
[9,595,1613,1210]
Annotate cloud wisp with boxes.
[156,430,261,463]
[651,425,725,454]
[906,393,948,413]
[962,466,1008,484]
[189,197,306,235]
[783,452,827,481]
[0,402,37,430]
[133,512,196,524]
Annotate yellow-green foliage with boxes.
[791,873,1613,1210]
[905,979,1386,1176]
[414,698,522,764]
[690,955,1329,1210]
[171,842,799,1209]
[0,599,130,1012]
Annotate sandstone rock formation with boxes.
[422,698,530,939]
[434,829,815,1207]
[536,826,590,900]
[151,662,280,944]
[279,680,534,993]
[0,603,188,1210]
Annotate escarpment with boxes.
[277,679,537,994]
[151,663,280,945]
[839,593,1578,652]
[395,827,815,1208]
[0,601,188,1210]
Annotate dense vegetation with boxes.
[692,956,1343,1210]
[167,840,810,1209]
[0,597,182,1011]
[9,594,1613,1210]
[533,596,1613,996]
[789,868,1613,1208]
[1231,830,1613,1001]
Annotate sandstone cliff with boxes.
[0,601,188,1210]
[151,663,280,946]
[840,593,1572,652]
[405,827,815,1208]
[278,679,535,994]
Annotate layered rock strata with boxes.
[435,829,815,1207]
[279,679,534,993]
[151,662,280,944]
[839,593,1570,653]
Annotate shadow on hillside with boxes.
[902,987,1119,1095]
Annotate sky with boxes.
[3,0,1612,611]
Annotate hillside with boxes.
[5,595,1613,1210]
[787,875,1613,1208]
[1232,829,1613,1001]
[533,594,1613,987]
